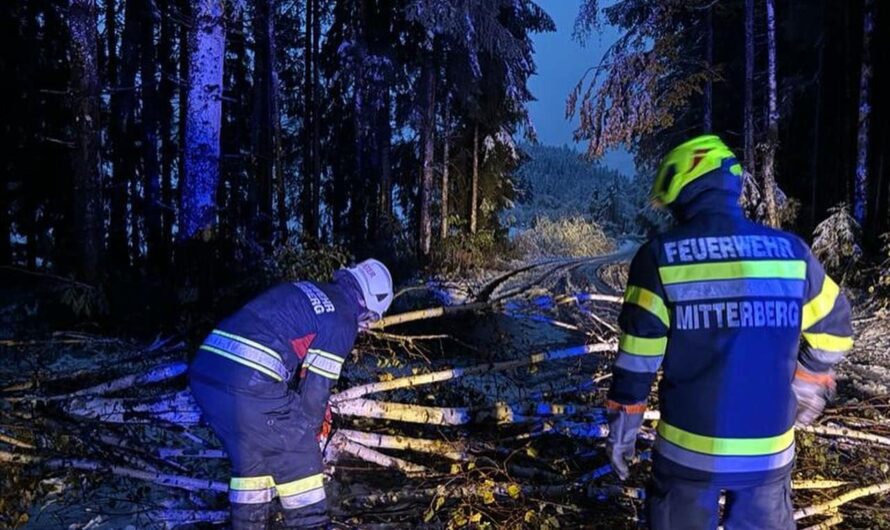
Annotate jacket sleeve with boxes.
[297,317,357,432]
[799,249,853,374]
[607,242,670,411]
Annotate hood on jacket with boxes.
[669,158,744,222]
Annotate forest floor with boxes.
[1,247,890,529]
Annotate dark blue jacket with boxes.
[190,280,361,431]
[607,170,853,485]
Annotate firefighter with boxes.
[605,135,853,529]
[189,259,394,530]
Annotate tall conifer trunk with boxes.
[703,5,713,132]
[853,0,874,225]
[252,0,276,245]
[418,59,436,258]
[68,0,104,280]
[441,99,450,240]
[470,124,479,234]
[109,0,141,267]
[159,0,176,264]
[762,0,779,227]
[141,0,163,268]
[744,0,756,181]
[179,0,225,240]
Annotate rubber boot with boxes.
[231,502,271,530]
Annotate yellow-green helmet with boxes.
[651,135,743,206]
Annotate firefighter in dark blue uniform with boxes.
[605,136,853,529]
[189,260,394,530]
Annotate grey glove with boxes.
[606,404,645,481]
[792,366,836,426]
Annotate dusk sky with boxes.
[527,0,636,175]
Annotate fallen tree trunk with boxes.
[0,451,227,493]
[338,429,467,460]
[555,293,622,305]
[0,429,35,449]
[333,343,614,403]
[371,302,489,329]
[800,514,844,530]
[331,433,430,476]
[793,482,890,520]
[145,509,228,529]
[797,424,890,447]
[63,390,201,424]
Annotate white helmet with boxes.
[344,259,393,319]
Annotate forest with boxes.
[2,0,890,528]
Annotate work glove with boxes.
[606,401,645,481]
[792,365,836,426]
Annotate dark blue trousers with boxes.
[647,470,795,530]
[190,366,328,530]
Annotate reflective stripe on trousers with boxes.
[228,473,326,509]
[230,475,275,504]
[277,473,327,509]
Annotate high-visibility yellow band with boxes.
[624,285,670,327]
[276,473,324,497]
[309,348,346,363]
[230,475,275,490]
[657,421,794,456]
[199,345,284,382]
[802,276,840,331]
[803,332,852,352]
[659,260,806,285]
[307,364,340,380]
[212,329,282,361]
[619,333,667,356]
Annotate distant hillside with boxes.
[507,144,653,234]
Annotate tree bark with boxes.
[252,0,275,246]
[378,88,392,221]
[141,0,163,269]
[0,162,9,264]
[312,0,321,237]
[109,0,141,267]
[440,99,450,240]
[744,0,755,181]
[179,0,226,241]
[762,0,779,227]
[177,0,190,238]
[68,0,105,280]
[159,0,176,266]
[301,0,318,241]
[351,47,365,242]
[272,1,286,242]
[418,58,436,258]
[853,0,874,225]
[275,109,287,241]
[470,124,479,234]
[809,21,825,231]
[703,6,713,133]
[104,0,117,88]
